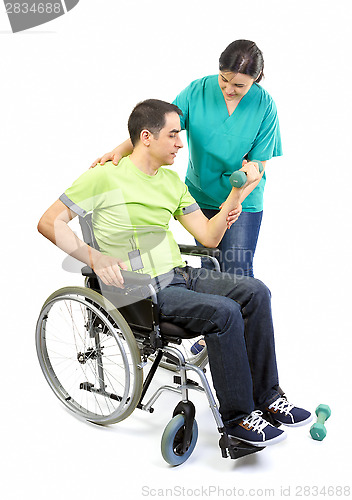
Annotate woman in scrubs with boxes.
[91,40,282,277]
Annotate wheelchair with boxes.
[36,215,281,465]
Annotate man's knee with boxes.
[255,278,271,297]
[206,296,243,334]
[247,278,272,307]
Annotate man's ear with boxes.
[140,129,152,146]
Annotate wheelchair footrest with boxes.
[219,434,265,459]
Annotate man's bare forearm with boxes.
[38,216,99,269]
[239,161,266,202]
[38,204,126,288]
[203,188,243,246]
[178,162,261,248]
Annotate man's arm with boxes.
[37,199,127,287]
[239,160,266,203]
[176,163,260,247]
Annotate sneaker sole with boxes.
[230,431,287,447]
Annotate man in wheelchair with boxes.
[38,98,311,452]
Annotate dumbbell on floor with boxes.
[309,404,331,441]
[229,160,264,188]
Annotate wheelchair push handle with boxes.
[229,160,264,188]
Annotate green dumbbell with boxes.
[309,404,331,441]
[229,160,264,188]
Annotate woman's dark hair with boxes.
[128,99,182,146]
[219,40,264,83]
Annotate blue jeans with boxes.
[156,266,280,426]
[198,209,263,277]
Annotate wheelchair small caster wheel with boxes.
[161,414,198,466]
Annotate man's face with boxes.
[149,112,183,166]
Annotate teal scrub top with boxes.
[173,75,283,212]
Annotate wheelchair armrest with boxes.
[81,266,152,286]
[81,265,96,278]
[121,270,152,286]
[178,244,220,259]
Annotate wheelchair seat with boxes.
[159,321,201,340]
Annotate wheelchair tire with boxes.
[36,286,143,425]
[161,414,198,466]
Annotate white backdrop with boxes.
[1,0,351,498]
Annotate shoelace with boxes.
[242,410,268,434]
[269,397,294,415]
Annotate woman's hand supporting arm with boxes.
[90,138,133,168]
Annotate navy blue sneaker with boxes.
[226,411,286,447]
[190,339,206,355]
[267,398,312,426]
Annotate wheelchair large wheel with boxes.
[36,287,143,425]
[161,414,198,466]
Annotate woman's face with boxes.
[218,71,255,101]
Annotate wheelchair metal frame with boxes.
[36,214,269,465]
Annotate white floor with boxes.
[4,299,350,500]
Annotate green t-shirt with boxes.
[173,75,283,212]
[60,157,199,278]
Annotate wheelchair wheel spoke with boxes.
[36,287,143,424]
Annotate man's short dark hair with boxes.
[128,99,182,146]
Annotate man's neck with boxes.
[129,150,160,176]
